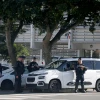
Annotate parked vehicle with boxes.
[26,58,100,92]
[1,64,13,75]
[0,65,44,90]
[0,67,28,90]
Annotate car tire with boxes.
[49,80,61,93]
[95,79,100,92]
[1,80,13,90]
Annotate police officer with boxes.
[27,57,39,72]
[0,63,2,77]
[75,57,87,93]
[15,56,25,93]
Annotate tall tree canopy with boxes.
[31,0,100,64]
[0,0,35,65]
[0,0,100,65]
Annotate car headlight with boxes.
[38,76,45,79]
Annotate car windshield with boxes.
[45,60,65,69]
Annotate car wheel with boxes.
[49,80,61,93]
[95,79,100,92]
[1,80,13,90]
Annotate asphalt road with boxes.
[0,90,99,100]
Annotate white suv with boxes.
[26,58,100,92]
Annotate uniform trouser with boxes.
[15,75,22,92]
[75,75,84,91]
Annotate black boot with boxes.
[75,83,78,93]
[81,84,86,93]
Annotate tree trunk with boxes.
[5,19,16,66]
[43,41,52,65]
[42,24,52,65]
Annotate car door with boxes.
[62,61,77,88]
[94,61,100,81]
[10,71,16,85]
[82,60,96,87]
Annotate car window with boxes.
[66,61,77,71]
[58,61,77,71]
[10,71,15,75]
[46,60,65,69]
[2,66,9,71]
[24,67,29,74]
[94,61,100,70]
[82,60,94,69]
[57,61,67,71]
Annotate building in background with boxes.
[0,21,100,65]
[14,24,100,65]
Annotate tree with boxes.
[31,0,100,64]
[0,43,29,60]
[0,0,35,66]
[0,0,100,65]
[92,49,100,58]
[14,44,29,58]
[0,44,9,60]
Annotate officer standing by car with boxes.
[15,56,25,93]
[75,57,87,93]
[0,63,2,77]
[27,57,39,72]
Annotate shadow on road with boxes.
[0,89,95,95]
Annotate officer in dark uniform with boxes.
[27,57,39,72]
[15,56,25,93]
[75,57,87,93]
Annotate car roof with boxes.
[2,69,14,75]
[60,58,100,61]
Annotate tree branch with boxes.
[11,20,23,43]
[43,25,52,43]
[43,17,52,43]
[50,22,79,45]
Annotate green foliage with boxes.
[92,49,100,58]
[0,0,100,64]
[0,43,29,59]
[0,29,5,44]
[0,0,100,37]
[89,23,96,34]
[29,0,100,35]
[0,44,8,59]
[14,44,29,57]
